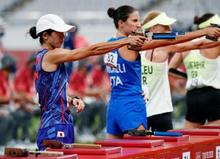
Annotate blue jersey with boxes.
[104,37,147,135]
[35,49,74,150]
[105,37,142,96]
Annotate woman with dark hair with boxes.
[29,14,146,150]
[169,13,220,128]
[105,5,220,139]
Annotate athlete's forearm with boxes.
[174,29,206,43]
[197,40,220,49]
[51,38,130,64]
[165,37,220,53]
[140,26,220,51]
[166,40,205,53]
[87,38,130,56]
[169,27,220,46]
[176,27,220,47]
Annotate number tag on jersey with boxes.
[104,52,118,68]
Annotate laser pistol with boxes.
[127,129,183,137]
[128,28,184,50]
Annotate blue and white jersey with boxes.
[104,37,142,97]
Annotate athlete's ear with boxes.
[118,20,124,28]
[42,32,49,41]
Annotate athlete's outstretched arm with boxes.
[165,39,220,53]
[196,39,220,49]
[140,27,220,50]
[45,36,145,65]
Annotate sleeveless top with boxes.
[183,50,220,90]
[141,53,173,117]
[35,49,73,128]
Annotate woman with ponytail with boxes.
[30,14,146,150]
[169,13,220,128]
[105,5,220,139]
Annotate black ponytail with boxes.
[107,5,136,29]
[28,26,54,45]
[107,8,116,18]
[194,13,215,25]
[29,26,38,39]
[193,16,200,25]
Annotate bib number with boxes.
[104,52,118,68]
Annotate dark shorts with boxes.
[147,112,173,131]
[37,124,74,150]
[186,86,220,124]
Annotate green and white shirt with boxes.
[184,49,220,90]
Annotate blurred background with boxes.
[0,0,219,154]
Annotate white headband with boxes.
[198,14,220,29]
[142,12,176,30]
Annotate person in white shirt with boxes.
[169,13,220,129]
[141,11,220,131]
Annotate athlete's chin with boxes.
[56,43,63,48]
